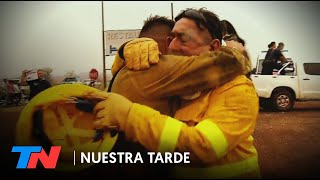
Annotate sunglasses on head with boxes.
[175,9,215,39]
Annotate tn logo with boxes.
[12,146,61,169]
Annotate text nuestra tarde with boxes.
[79,152,190,164]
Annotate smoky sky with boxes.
[0,1,320,79]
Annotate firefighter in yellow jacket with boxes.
[89,8,260,178]
[111,43,246,116]
[109,16,249,117]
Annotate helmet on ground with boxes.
[15,84,118,172]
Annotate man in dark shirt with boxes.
[261,42,288,75]
[271,42,287,63]
[20,70,51,100]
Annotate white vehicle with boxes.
[60,77,82,84]
[251,55,320,111]
[83,79,102,88]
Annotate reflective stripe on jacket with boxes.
[123,75,260,178]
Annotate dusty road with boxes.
[1,101,320,178]
[255,101,320,178]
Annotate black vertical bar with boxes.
[101,1,106,89]
[171,3,174,20]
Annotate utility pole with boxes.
[171,3,174,20]
[101,1,106,89]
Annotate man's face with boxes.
[37,71,44,79]
[279,45,284,50]
[167,18,217,56]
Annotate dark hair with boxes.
[175,8,222,42]
[139,15,175,37]
[268,41,276,48]
[220,20,245,46]
[278,42,284,47]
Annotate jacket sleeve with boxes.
[133,46,246,98]
[176,77,259,164]
[111,42,127,75]
[121,77,259,164]
[111,54,125,76]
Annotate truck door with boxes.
[299,62,320,99]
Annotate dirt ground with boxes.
[1,101,320,178]
[254,101,320,178]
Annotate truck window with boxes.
[304,63,320,75]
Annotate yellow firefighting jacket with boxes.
[120,75,260,178]
[111,46,248,116]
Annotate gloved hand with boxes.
[124,38,160,71]
[84,91,133,131]
[224,41,252,75]
[225,40,245,52]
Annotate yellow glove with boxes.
[225,41,252,75]
[124,38,160,71]
[225,40,245,51]
[84,91,133,131]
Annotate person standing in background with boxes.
[261,41,277,75]
[265,41,276,60]
[20,69,51,100]
[262,42,287,75]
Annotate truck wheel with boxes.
[271,89,294,111]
